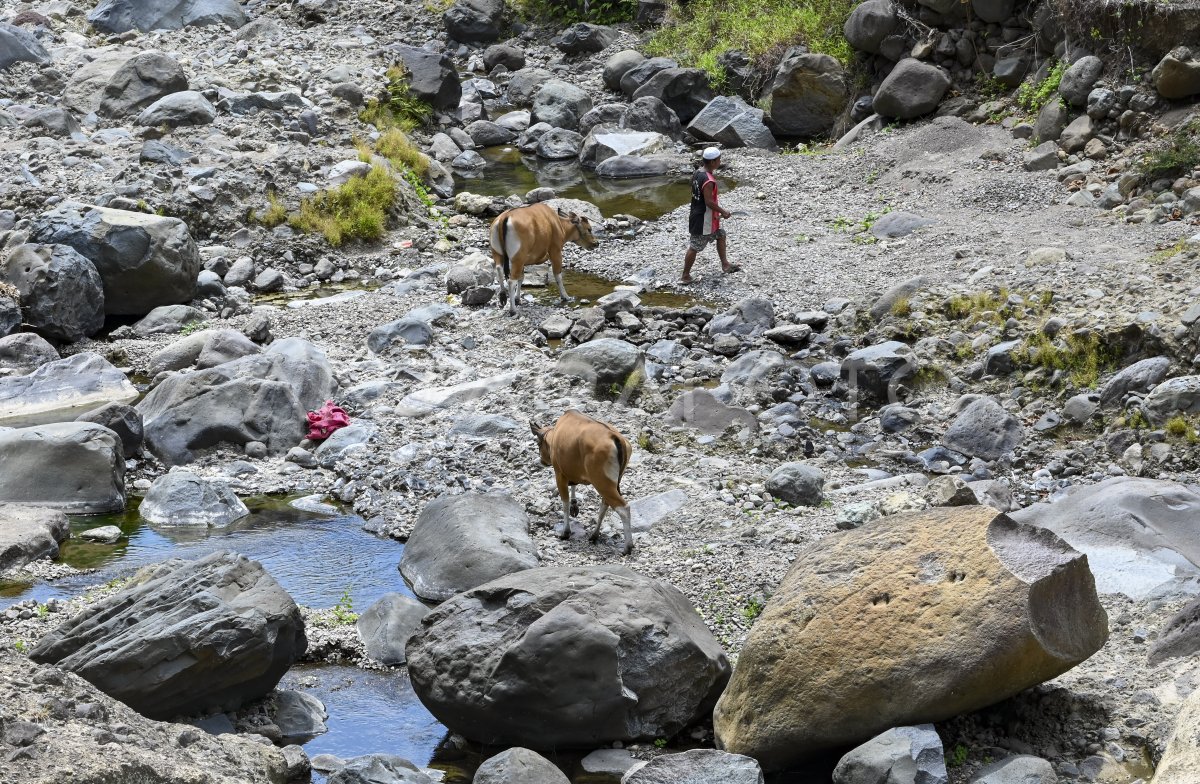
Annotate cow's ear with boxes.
[569,211,580,223]
[556,207,568,218]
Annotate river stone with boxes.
[0,353,138,428]
[368,318,435,352]
[532,80,592,131]
[536,127,584,160]
[667,389,758,437]
[474,747,569,784]
[843,0,898,55]
[840,341,918,404]
[0,333,58,375]
[0,21,50,70]
[766,463,825,507]
[31,550,306,719]
[832,724,947,784]
[406,565,730,747]
[356,593,429,665]
[624,750,764,784]
[1010,477,1200,600]
[1,243,105,343]
[507,67,554,106]
[484,44,525,72]
[140,471,249,527]
[603,50,644,91]
[99,51,188,118]
[624,96,683,137]
[137,90,217,127]
[1142,375,1200,421]
[872,59,951,120]
[1035,100,1069,143]
[443,0,501,44]
[395,372,518,417]
[88,0,246,33]
[138,341,335,465]
[687,96,776,150]
[708,297,776,337]
[595,155,671,178]
[465,119,515,147]
[0,505,70,573]
[942,397,1024,461]
[1059,55,1102,107]
[400,492,538,602]
[315,423,376,468]
[275,690,328,743]
[557,338,644,386]
[632,67,714,124]
[712,507,1108,769]
[23,107,82,138]
[554,22,616,55]
[620,57,676,97]
[75,402,143,458]
[968,755,1057,784]
[133,304,206,336]
[1148,686,1200,784]
[196,329,261,369]
[30,202,200,316]
[0,422,125,513]
[1152,46,1200,100]
[870,211,935,239]
[329,755,433,784]
[79,525,123,543]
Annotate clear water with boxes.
[0,497,413,612]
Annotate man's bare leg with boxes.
[681,247,698,283]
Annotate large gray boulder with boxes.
[88,0,247,33]
[406,566,731,747]
[632,67,714,124]
[356,593,429,666]
[1059,55,1102,107]
[531,80,593,131]
[763,52,849,137]
[0,353,138,428]
[843,0,898,55]
[1152,46,1200,100]
[554,22,616,55]
[76,402,144,458]
[766,463,825,507]
[1098,356,1171,407]
[1143,375,1200,421]
[832,725,947,784]
[873,59,951,120]
[1010,477,1200,600]
[603,50,644,92]
[137,340,335,465]
[399,492,538,602]
[30,551,307,720]
[474,748,569,784]
[137,90,217,127]
[507,67,554,107]
[687,96,777,149]
[99,52,188,118]
[968,756,1057,784]
[620,57,677,97]
[23,107,83,139]
[707,297,775,337]
[0,422,126,514]
[1,244,105,343]
[0,286,18,338]
[329,756,432,784]
[0,333,58,375]
[0,22,50,71]
[840,341,918,404]
[942,397,1024,461]
[667,389,758,436]
[392,45,461,111]
[442,0,502,44]
[0,505,70,574]
[624,96,683,137]
[30,202,200,316]
[140,471,250,527]
[557,339,644,387]
[624,750,764,784]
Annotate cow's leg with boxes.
[507,277,520,316]
[569,485,579,517]
[589,501,609,543]
[615,505,633,555]
[493,262,508,310]
[555,473,571,539]
[550,249,572,303]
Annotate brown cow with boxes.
[489,203,599,315]
[531,410,634,555]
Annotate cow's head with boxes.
[559,209,600,250]
[530,419,552,466]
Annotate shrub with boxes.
[1015,330,1121,388]
[375,128,431,179]
[1138,119,1200,182]
[646,0,855,83]
[360,65,433,132]
[253,191,288,228]
[512,0,636,23]
[290,167,397,246]
[1016,60,1066,114]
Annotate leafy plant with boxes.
[331,588,358,625]
[13,639,26,653]
[1165,416,1199,443]
[179,320,205,336]
[645,0,856,83]
[290,167,398,246]
[1016,60,1066,114]
[947,743,969,768]
[653,738,668,749]
[360,66,433,133]
[742,597,765,622]
[1138,119,1200,182]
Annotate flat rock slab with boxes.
[0,353,137,428]
[630,489,688,533]
[395,373,519,417]
[0,422,126,514]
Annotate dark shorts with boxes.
[688,228,726,252]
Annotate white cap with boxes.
[702,146,721,160]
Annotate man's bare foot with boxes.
[679,276,694,285]
[722,263,742,274]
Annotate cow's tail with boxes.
[612,435,627,491]
[491,214,511,279]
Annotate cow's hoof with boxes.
[554,523,570,539]
[559,296,575,304]
[506,310,518,318]
[620,544,633,557]
[588,532,600,544]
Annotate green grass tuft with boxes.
[645,0,855,83]
[360,66,433,133]
[1138,119,1200,183]
[290,167,397,247]
[1014,330,1121,389]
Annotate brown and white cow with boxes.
[531,410,634,555]
[489,203,599,315]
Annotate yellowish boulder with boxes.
[1152,688,1200,784]
[712,506,1108,771]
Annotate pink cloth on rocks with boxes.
[306,400,350,441]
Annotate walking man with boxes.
[681,146,739,284]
